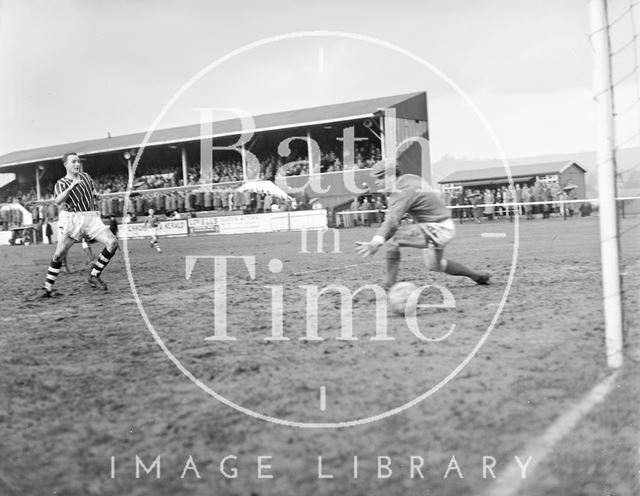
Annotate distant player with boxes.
[355,161,490,288]
[41,152,119,296]
[144,208,162,253]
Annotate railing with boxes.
[335,197,640,226]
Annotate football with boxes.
[387,281,419,316]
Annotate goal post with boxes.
[589,0,624,368]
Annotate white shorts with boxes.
[148,227,158,238]
[418,218,455,248]
[393,218,455,249]
[59,210,108,242]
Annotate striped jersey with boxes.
[54,172,98,212]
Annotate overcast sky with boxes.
[1,0,639,163]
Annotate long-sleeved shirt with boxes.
[375,174,450,241]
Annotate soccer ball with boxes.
[387,281,419,316]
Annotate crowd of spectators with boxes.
[0,141,384,233]
[441,181,583,222]
[334,189,387,228]
[1,171,592,237]
[97,187,305,219]
[261,142,382,178]
[332,179,589,231]
[0,181,314,231]
[0,183,42,207]
[319,143,382,173]
[1,141,383,204]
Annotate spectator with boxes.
[515,184,523,215]
[542,185,552,219]
[495,188,503,220]
[361,197,372,226]
[521,185,533,219]
[264,192,273,213]
[579,202,592,217]
[470,190,482,224]
[504,186,513,220]
[483,189,494,220]
[374,196,385,224]
[350,197,361,227]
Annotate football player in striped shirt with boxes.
[41,152,119,296]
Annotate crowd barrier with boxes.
[118,209,328,239]
[30,209,328,246]
[335,197,640,226]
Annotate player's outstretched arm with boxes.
[355,236,384,258]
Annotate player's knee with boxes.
[51,245,68,263]
[107,237,119,253]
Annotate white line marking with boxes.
[481,232,507,238]
[483,370,620,496]
[291,261,378,276]
[320,386,326,411]
[318,47,324,72]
